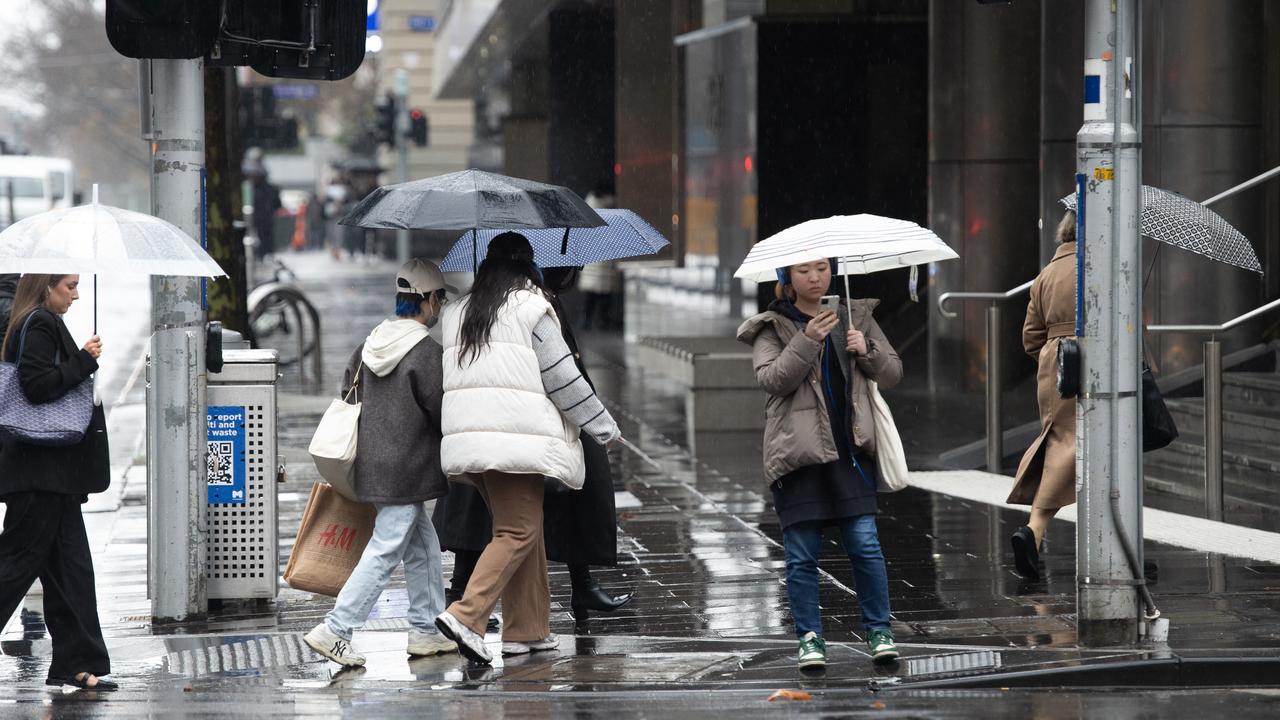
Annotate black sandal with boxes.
[46,673,118,691]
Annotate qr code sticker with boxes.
[208,441,235,485]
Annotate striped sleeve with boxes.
[532,313,620,445]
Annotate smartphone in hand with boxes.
[817,294,841,316]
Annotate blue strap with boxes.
[821,336,872,488]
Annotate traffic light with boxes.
[209,1,367,80]
[106,0,220,58]
[410,109,429,147]
[375,96,396,146]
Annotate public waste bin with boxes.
[206,348,280,600]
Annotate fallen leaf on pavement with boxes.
[767,689,812,702]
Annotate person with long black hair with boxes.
[433,232,621,665]
[432,266,632,630]
[0,273,114,690]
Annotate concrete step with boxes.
[1222,371,1280,411]
[1141,475,1280,533]
[1164,397,1280,445]
[1146,431,1280,487]
[1143,436,1280,525]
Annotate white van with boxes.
[0,155,77,225]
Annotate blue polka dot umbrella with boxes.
[439,209,669,271]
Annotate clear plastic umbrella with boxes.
[734,214,958,324]
[0,185,226,329]
[0,188,225,278]
[1059,185,1261,274]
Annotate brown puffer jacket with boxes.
[736,299,902,486]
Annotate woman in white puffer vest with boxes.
[433,232,621,665]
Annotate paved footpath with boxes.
[2,252,1279,719]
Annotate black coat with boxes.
[0,309,110,499]
[432,295,619,566]
[0,273,18,349]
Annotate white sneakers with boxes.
[303,623,366,667]
[305,623,458,665]
[407,629,457,657]
[501,634,559,657]
[434,611,493,664]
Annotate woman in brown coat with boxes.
[1008,211,1077,580]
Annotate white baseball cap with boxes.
[395,258,456,295]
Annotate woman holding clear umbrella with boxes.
[0,273,113,690]
[737,258,901,670]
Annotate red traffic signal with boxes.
[409,109,428,147]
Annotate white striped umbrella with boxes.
[734,214,958,318]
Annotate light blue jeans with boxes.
[325,502,446,641]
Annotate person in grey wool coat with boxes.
[303,259,460,668]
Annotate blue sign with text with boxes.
[408,15,436,32]
[207,406,247,505]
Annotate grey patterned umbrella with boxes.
[1059,185,1261,274]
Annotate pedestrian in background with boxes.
[1008,211,1078,580]
[432,266,633,628]
[433,232,621,665]
[578,184,622,330]
[737,259,901,670]
[0,273,113,690]
[303,259,458,667]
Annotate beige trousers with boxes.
[445,471,549,641]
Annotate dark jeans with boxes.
[0,492,110,680]
[781,514,891,638]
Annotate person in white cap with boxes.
[304,259,459,667]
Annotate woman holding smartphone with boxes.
[736,259,902,670]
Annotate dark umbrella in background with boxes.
[1060,185,1263,274]
[340,169,605,269]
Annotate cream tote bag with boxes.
[868,379,908,492]
[308,367,361,501]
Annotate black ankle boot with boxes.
[570,578,634,622]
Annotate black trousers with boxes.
[0,492,110,680]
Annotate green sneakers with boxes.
[868,629,899,662]
[797,631,827,669]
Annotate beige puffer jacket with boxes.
[736,300,902,486]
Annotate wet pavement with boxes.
[2,251,1279,717]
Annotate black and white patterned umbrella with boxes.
[1059,185,1261,274]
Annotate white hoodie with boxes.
[361,319,430,377]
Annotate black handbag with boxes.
[1058,338,1178,452]
[1141,363,1178,452]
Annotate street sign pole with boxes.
[1075,0,1144,647]
[394,69,411,264]
[146,57,208,623]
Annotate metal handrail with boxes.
[1147,297,1280,336]
[937,280,1034,319]
[1146,297,1280,522]
[934,280,1035,472]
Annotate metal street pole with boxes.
[394,69,411,264]
[145,58,208,623]
[1075,0,1144,647]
